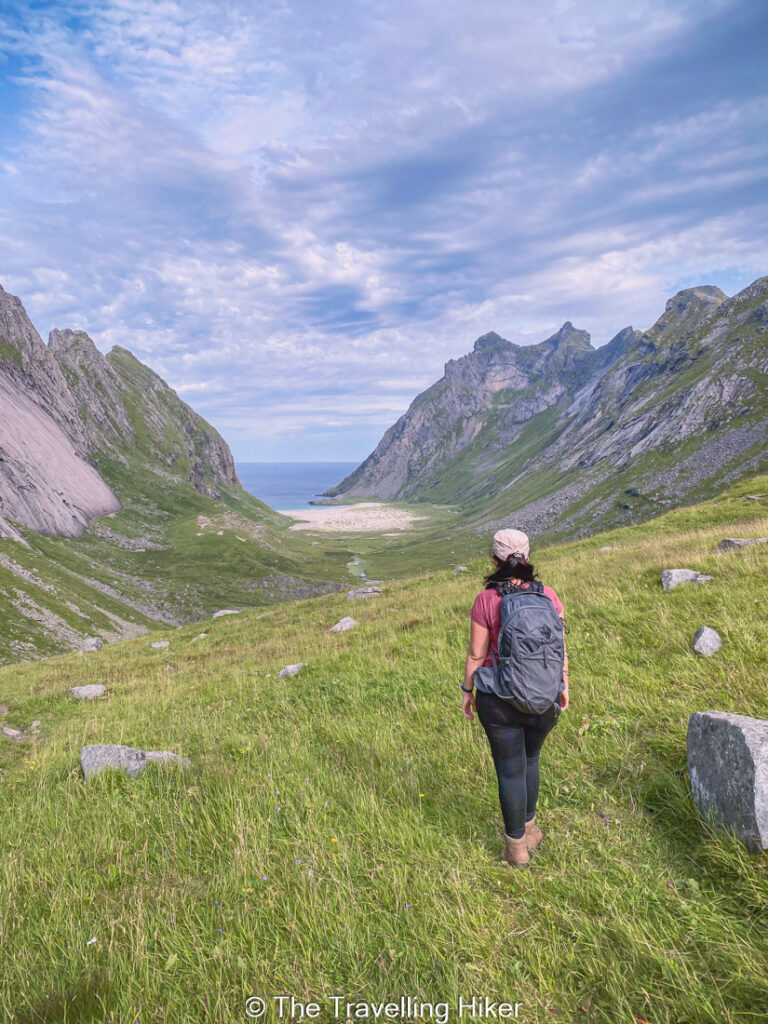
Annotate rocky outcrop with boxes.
[688,711,768,852]
[0,373,121,538]
[48,329,135,454]
[329,277,768,540]
[0,283,242,539]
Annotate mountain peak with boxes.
[473,331,510,352]
[647,285,728,342]
[550,321,592,348]
[663,285,727,317]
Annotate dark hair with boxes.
[484,554,539,589]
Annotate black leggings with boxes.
[475,690,559,839]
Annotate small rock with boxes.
[597,546,617,552]
[80,744,192,780]
[661,569,711,590]
[190,633,208,643]
[151,641,170,649]
[716,537,768,553]
[30,720,41,730]
[278,663,306,678]
[693,627,722,656]
[212,609,241,618]
[453,566,469,573]
[71,684,108,700]
[1,725,24,741]
[745,495,766,501]
[80,636,104,653]
[347,587,381,600]
[687,711,768,852]
[329,617,358,633]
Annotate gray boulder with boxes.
[598,546,617,552]
[1,725,24,741]
[716,537,768,553]
[347,587,381,600]
[151,640,170,649]
[80,636,104,652]
[80,744,192,780]
[212,608,241,618]
[687,711,768,852]
[190,632,208,643]
[453,566,469,573]
[329,617,358,633]
[662,569,712,590]
[71,684,107,700]
[693,627,722,656]
[277,663,306,678]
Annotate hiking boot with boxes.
[500,834,530,868]
[525,816,543,853]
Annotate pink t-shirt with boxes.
[470,584,564,667]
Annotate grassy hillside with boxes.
[2,478,768,1022]
[0,479,354,664]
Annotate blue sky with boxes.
[1,0,766,461]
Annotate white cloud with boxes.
[0,0,765,459]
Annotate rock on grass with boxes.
[329,617,357,632]
[693,627,722,656]
[661,569,712,590]
[687,711,768,852]
[80,744,192,780]
[347,587,381,600]
[716,537,768,553]
[79,637,104,652]
[278,663,306,678]
[71,684,107,700]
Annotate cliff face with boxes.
[331,320,637,500]
[0,285,240,538]
[330,277,768,538]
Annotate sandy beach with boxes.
[282,502,426,533]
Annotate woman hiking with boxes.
[462,528,569,868]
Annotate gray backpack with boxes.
[477,580,565,714]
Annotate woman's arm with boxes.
[462,619,490,719]
[560,620,569,709]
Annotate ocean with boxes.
[236,462,359,510]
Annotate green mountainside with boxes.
[0,287,352,663]
[1,477,767,1021]
[329,278,768,541]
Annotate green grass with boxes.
[2,478,768,1021]
[0,337,23,367]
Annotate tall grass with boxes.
[2,480,768,1022]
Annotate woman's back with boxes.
[469,581,564,666]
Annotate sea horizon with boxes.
[236,461,359,510]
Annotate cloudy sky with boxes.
[1,1,766,461]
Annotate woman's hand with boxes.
[559,686,569,710]
[462,690,477,720]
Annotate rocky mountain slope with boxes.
[0,283,240,543]
[0,285,348,663]
[329,278,768,539]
